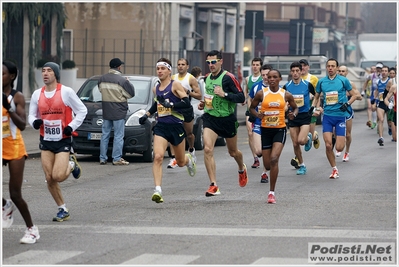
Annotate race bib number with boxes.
[2,116,10,138]
[325,91,338,105]
[263,111,279,127]
[157,102,172,117]
[293,94,304,107]
[204,94,214,110]
[43,119,63,141]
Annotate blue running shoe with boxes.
[304,133,313,151]
[296,165,307,175]
[70,155,81,179]
[53,208,70,222]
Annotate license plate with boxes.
[88,132,102,140]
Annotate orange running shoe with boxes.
[205,184,220,197]
[238,164,248,187]
[267,193,276,204]
[329,169,339,179]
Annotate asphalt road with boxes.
[2,106,397,266]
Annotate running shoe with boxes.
[112,158,129,165]
[366,120,372,127]
[205,184,220,197]
[70,154,82,179]
[167,158,178,169]
[251,158,260,168]
[388,127,392,136]
[152,190,164,203]
[189,148,196,164]
[296,165,307,175]
[378,137,384,146]
[290,157,300,169]
[20,225,40,244]
[313,131,320,149]
[342,152,349,162]
[186,153,196,177]
[267,193,276,204]
[2,199,15,228]
[260,172,269,183]
[329,169,339,179]
[53,208,70,222]
[371,122,377,129]
[99,161,107,165]
[335,151,341,157]
[238,164,248,187]
[304,133,313,151]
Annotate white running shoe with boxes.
[2,199,15,228]
[335,151,341,157]
[167,158,178,169]
[189,148,196,164]
[186,154,197,177]
[20,225,40,244]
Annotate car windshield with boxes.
[78,78,151,104]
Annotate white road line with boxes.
[120,253,200,265]
[8,225,395,240]
[3,250,83,265]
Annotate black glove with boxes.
[308,106,314,115]
[33,119,43,130]
[156,95,173,108]
[339,102,350,113]
[2,93,11,111]
[248,113,256,123]
[63,126,73,136]
[139,114,148,125]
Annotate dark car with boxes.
[73,75,159,162]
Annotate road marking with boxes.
[120,253,200,265]
[3,250,83,265]
[9,225,395,240]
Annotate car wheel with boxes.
[142,134,154,162]
[194,119,204,151]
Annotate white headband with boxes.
[156,62,172,70]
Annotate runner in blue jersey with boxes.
[312,58,358,179]
[283,61,315,175]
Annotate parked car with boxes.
[73,75,159,162]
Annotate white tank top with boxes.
[172,73,193,91]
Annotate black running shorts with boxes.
[39,136,73,153]
[202,113,238,138]
[261,127,287,149]
[153,122,186,146]
[288,112,311,128]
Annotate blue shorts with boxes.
[252,123,261,135]
[346,109,354,120]
[322,114,346,136]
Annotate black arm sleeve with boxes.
[173,97,190,108]
[222,74,245,103]
[308,83,316,96]
[148,101,157,115]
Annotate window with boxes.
[62,29,73,61]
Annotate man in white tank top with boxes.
[167,58,202,168]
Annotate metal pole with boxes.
[301,22,306,55]
[252,12,256,58]
[345,3,349,62]
[296,22,300,55]
[235,3,240,60]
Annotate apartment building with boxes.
[3,2,364,97]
